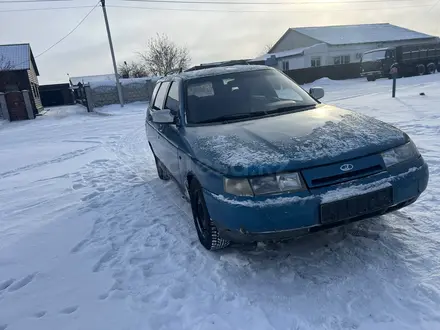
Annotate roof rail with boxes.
[165,67,183,76]
[184,59,251,72]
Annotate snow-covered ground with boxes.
[0,74,439,330]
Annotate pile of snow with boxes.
[93,102,148,116]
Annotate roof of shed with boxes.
[0,44,39,75]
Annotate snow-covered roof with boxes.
[250,47,307,62]
[69,74,117,86]
[251,43,327,62]
[293,23,434,45]
[0,44,38,74]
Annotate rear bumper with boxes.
[203,158,429,243]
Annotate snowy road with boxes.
[0,75,439,330]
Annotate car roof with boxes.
[158,65,272,83]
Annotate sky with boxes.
[0,0,439,84]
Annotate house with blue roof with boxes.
[0,43,42,115]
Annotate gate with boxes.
[6,91,28,121]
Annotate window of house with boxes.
[282,61,290,71]
[333,55,351,65]
[165,82,180,112]
[152,82,170,110]
[311,57,321,67]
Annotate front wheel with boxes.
[190,180,230,251]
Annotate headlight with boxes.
[224,178,253,196]
[381,141,419,168]
[224,173,304,196]
[250,172,304,195]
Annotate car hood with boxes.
[184,104,407,176]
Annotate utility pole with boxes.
[101,0,124,107]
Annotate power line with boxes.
[3,2,99,72]
[0,5,95,12]
[34,2,99,59]
[108,3,433,12]
[120,0,417,5]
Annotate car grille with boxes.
[301,154,386,189]
[311,164,383,186]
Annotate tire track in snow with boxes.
[0,145,101,180]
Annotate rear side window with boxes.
[165,82,180,112]
[153,82,170,110]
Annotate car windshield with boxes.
[184,69,318,124]
[362,50,386,62]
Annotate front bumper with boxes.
[203,157,429,243]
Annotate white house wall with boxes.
[275,38,438,69]
[277,56,305,70]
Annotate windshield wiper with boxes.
[197,112,265,124]
[266,104,316,114]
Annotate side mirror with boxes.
[151,109,176,124]
[309,87,324,100]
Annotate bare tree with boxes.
[259,43,274,56]
[118,61,149,78]
[264,44,273,53]
[139,33,191,76]
[0,55,13,71]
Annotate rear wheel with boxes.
[427,63,436,74]
[416,64,426,76]
[190,180,230,251]
[367,76,376,82]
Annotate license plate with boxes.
[320,187,393,224]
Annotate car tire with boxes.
[154,156,170,181]
[190,180,230,251]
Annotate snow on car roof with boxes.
[167,65,271,81]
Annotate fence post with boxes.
[390,66,398,98]
[0,92,10,121]
[84,86,94,112]
[22,90,35,119]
